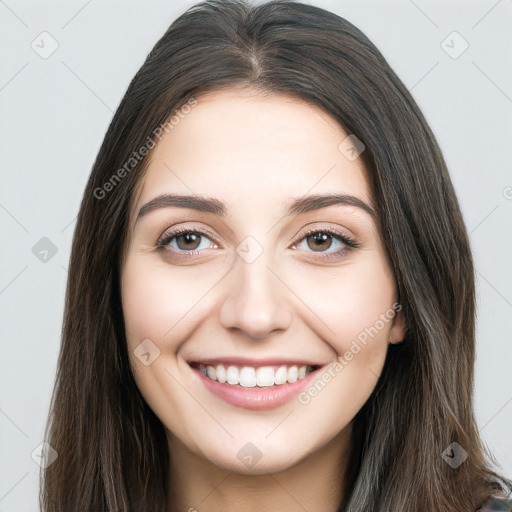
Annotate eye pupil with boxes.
[177,232,201,250]
[307,232,332,252]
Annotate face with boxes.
[121,88,404,475]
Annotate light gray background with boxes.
[1,0,511,510]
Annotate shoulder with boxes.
[476,495,512,511]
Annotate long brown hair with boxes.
[40,1,511,510]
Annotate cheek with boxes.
[120,255,225,411]
[121,257,216,349]
[295,259,397,427]
[120,257,211,441]
[122,265,175,347]
[289,252,398,354]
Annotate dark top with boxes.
[476,496,512,511]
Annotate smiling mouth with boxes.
[189,361,321,388]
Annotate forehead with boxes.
[131,88,373,224]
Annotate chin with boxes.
[196,432,318,475]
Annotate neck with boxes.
[166,424,354,512]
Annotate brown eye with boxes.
[175,232,202,251]
[156,229,216,254]
[306,232,334,252]
[291,227,359,261]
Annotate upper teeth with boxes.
[198,364,313,388]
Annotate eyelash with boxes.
[155,226,359,261]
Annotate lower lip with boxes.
[191,366,321,410]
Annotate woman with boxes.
[40,0,512,510]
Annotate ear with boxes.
[388,309,405,345]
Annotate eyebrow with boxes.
[135,192,376,224]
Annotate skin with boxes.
[121,88,405,512]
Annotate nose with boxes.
[218,250,293,340]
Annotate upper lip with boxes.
[188,357,323,368]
